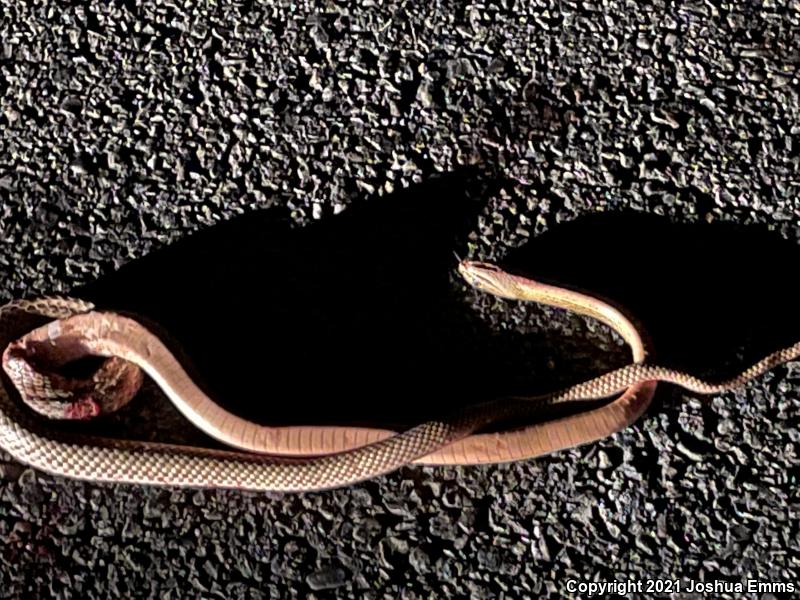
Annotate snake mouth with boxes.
[458,260,503,272]
[457,260,503,281]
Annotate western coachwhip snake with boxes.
[0,261,797,492]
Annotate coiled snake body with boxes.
[0,262,797,491]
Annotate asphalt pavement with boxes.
[1,1,799,598]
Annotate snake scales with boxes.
[0,261,797,491]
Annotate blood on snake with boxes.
[0,261,796,491]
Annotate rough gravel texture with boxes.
[2,1,800,598]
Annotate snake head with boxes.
[457,260,520,299]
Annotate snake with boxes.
[0,261,797,492]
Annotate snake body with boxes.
[0,261,797,491]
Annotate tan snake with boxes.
[0,261,797,491]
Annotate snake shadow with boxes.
[500,212,800,378]
[78,170,510,430]
[75,181,800,433]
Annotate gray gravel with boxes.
[2,0,800,598]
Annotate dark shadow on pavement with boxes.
[500,211,800,379]
[74,186,800,434]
